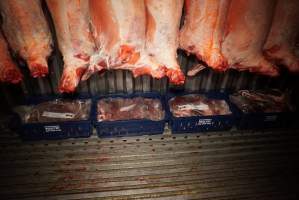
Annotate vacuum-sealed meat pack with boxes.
[169,94,232,118]
[229,90,294,113]
[97,97,164,122]
[15,99,91,123]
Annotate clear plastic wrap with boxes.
[14,99,91,123]
[97,97,164,122]
[229,89,294,113]
[169,94,231,117]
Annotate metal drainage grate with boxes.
[0,130,298,199]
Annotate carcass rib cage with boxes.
[0,1,298,104]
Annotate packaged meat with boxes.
[169,94,231,118]
[97,97,164,122]
[229,90,294,113]
[15,99,91,123]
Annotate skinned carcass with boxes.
[222,0,279,76]
[264,0,299,73]
[0,0,52,78]
[47,0,97,93]
[0,32,22,84]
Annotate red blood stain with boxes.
[76,67,87,77]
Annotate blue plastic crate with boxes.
[15,95,92,141]
[230,103,296,130]
[92,92,166,138]
[166,92,235,134]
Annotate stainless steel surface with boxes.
[0,129,298,199]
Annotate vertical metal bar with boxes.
[264,76,273,90]
[235,71,246,90]
[242,73,252,90]
[88,75,99,95]
[204,69,213,91]
[115,70,124,93]
[195,64,205,92]
[36,78,51,95]
[97,73,107,94]
[77,81,89,94]
[160,77,168,93]
[152,77,162,92]
[210,71,220,91]
[229,70,239,91]
[184,55,206,91]
[191,60,202,92]
[278,74,289,91]
[20,82,29,97]
[250,74,259,90]
[214,72,225,91]
[48,53,62,95]
[28,75,40,96]
[142,75,151,92]
[197,68,208,91]
[18,66,33,96]
[186,76,198,92]
[125,71,133,93]
[220,71,231,92]
[107,71,116,93]
[225,70,237,91]
[134,76,143,92]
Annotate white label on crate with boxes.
[196,119,212,126]
[42,111,75,119]
[177,104,209,111]
[120,104,136,112]
[264,115,277,122]
[44,125,61,132]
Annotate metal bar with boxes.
[115,70,124,93]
